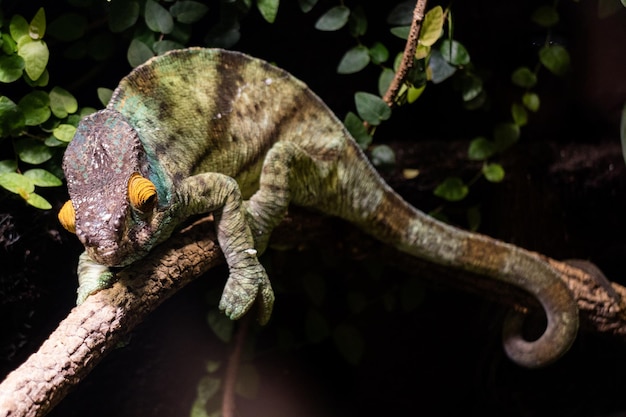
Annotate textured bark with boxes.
[1,211,626,417]
[0,218,221,417]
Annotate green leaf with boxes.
[53,124,77,142]
[47,13,88,41]
[2,33,18,54]
[333,323,364,365]
[461,74,482,102]
[378,67,394,97]
[415,43,431,60]
[145,0,175,34]
[482,163,505,183]
[532,5,559,27]
[511,102,528,127]
[18,39,49,81]
[387,1,414,25]
[370,144,396,167]
[305,309,330,343]
[539,45,570,76]
[298,0,318,13]
[522,92,540,112]
[14,137,54,164]
[18,90,50,126]
[467,205,481,232]
[420,6,444,47]
[390,26,410,39]
[206,310,233,343]
[49,86,78,118]
[257,0,279,23]
[440,39,470,66]
[23,168,62,186]
[0,160,18,173]
[344,112,371,148]
[354,92,391,126]
[348,5,367,37]
[97,87,113,107]
[153,39,184,55]
[108,1,140,33]
[434,177,468,202]
[0,54,25,83]
[315,6,350,31]
[170,1,209,24]
[407,85,425,103]
[24,69,49,87]
[468,137,496,161]
[0,96,25,136]
[428,49,456,83]
[368,42,388,65]
[25,192,52,210]
[127,39,154,68]
[493,122,520,151]
[29,8,46,40]
[337,45,370,74]
[9,15,29,43]
[0,172,34,195]
[87,33,115,61]
[511,67,537,88]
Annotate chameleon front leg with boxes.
[176,173,274,324]
[76,251,115,304]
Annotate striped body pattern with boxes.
[59,48,579,367]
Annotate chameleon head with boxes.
[58,109,168,267]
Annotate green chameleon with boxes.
[58,48,578,368]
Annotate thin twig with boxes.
[221,312,251,417]
[382,0,428,107]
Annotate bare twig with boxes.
[221,313,251,417]
[382,0,429,107]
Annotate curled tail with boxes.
[331,142,579,368]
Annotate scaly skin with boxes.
[60,48,578,367]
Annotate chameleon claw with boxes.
[218,265,275,324]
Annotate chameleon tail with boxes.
[332,142,579,368]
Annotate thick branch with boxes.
[2,210,626,417]
[0,219,222,417]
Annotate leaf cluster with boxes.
[431,2,575,213]
[0,8,91,209]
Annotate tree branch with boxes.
[1,208,626,417]
[0,218,223,417]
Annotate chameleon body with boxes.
[59,48,578,368]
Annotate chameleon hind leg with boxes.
[245,141,329,253]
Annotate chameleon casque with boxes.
[58,47,579,368]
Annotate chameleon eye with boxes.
[128,172,157,213]
[58,200,76,234]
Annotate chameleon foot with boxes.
[76,251,116,304]
[219,263,275,325]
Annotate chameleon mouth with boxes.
[88,247,130,267]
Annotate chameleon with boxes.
[57,47,579,368]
